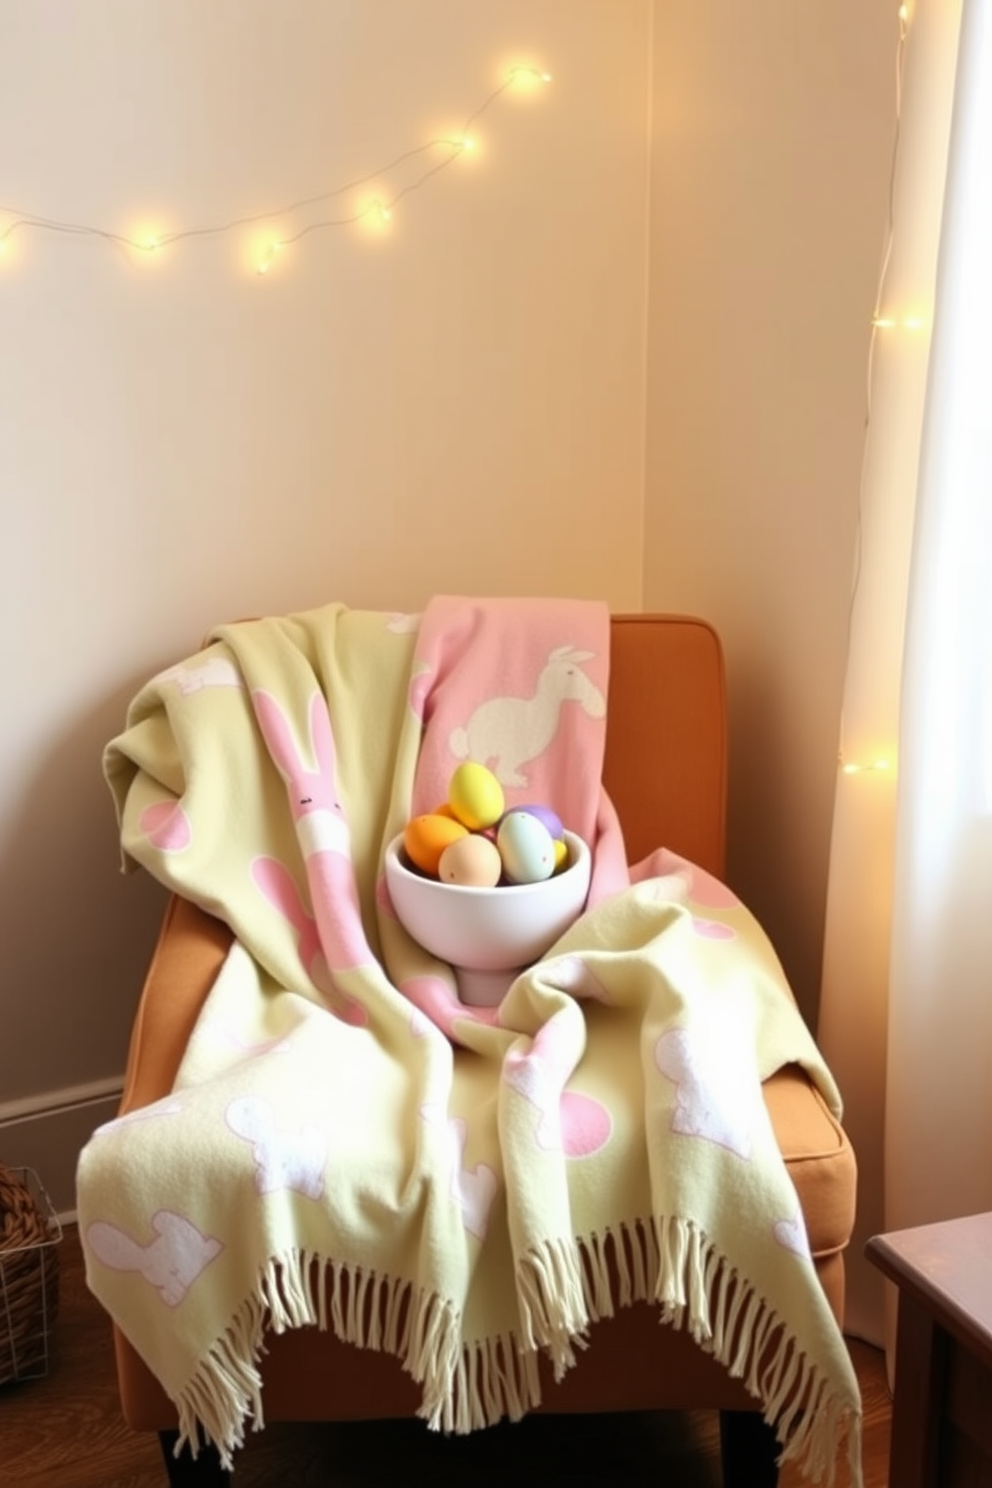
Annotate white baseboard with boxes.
[0,1077,124,1219]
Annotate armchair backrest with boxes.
[604,615,727,877]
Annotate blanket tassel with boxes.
[169,1223,862,1486]
[642,1215,862,1488]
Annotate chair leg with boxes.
[719,1408,780,1488]
[158,1430,231,1487]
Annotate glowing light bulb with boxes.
[507,64,553,91]
[842,758,893,775]
[257,241,282,275]
[873,313,926,330]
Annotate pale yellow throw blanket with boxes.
[77,597,862,1484]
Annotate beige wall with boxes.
[644,1,896,1019]
[0,0,651,1122]
[1,1,897,1205]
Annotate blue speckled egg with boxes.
[497,810,556,884]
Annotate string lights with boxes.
[838,0,921,781]
[0,64,552,277]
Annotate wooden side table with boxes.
[866,1211,992,1488]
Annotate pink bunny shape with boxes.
[85,1211,222,1307]
[251,856,368,1026]
[253,688,376,985]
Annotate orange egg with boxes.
[403,813,469,877]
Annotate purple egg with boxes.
[515,803,564,840]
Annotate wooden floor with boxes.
[2,1225,892,1487]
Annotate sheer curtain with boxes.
[818,0,992,1350]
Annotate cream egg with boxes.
[438,833,504,888]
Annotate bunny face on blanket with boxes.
[80,596,863,1486]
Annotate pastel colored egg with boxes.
[497,810,556,885]
[553,837,569,872]
[448,762,505,831]
[438,833,504,888]
[403,813,469,877]
[517,803,564,841]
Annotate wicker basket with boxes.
[0,1163,62,1385]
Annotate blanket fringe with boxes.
[516,1236,590,1380]
[581,1215,861,1488]
[170,1247,540,1468]
[171,1221,861,1486]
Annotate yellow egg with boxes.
[403,813,469,877]
[448,761,505,831]
[552,837,569,872]
[438,833,504,888]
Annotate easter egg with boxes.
[553,837,569,872]
[448,762,505,831]
[517,803,564,840]
[497,810,556,885]
[438,833,503,888]
[404,813,468,877]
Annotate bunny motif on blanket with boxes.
[226,1095,327,1200]
[157,656,243,695]
[449,646,606,788]
[85,1212,222,1307]
[251,689,373,1022]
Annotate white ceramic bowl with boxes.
[384,829,591,1006]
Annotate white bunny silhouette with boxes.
[420,1105,498,1240]
[252,689,376,986]
[654,1023,760,1160]
[158,656,242,694]
[503,1007,585,1151]
[226,1094,327,1200]
[85,1211,222,1306]
[448,646,606,787]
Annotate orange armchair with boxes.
[106,615,856,1487]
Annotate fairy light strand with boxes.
[0,64,552,271]
[838,2,914,779]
